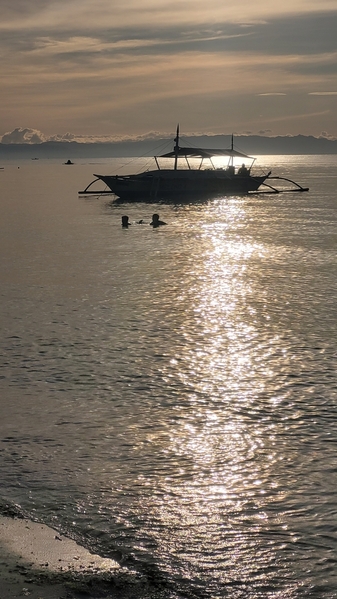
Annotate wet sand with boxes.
[0,514,145,599]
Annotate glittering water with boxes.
[1,156,337,598]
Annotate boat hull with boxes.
[94,170,269,202]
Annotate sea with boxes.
[0,155,337,598]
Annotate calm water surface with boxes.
[0,156,337,598]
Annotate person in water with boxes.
[121,215,130,228]
[150,213,167,228]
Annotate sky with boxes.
[1,0,337,143]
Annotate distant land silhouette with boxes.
[1,134,337,160]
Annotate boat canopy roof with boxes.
[158,147,252,159]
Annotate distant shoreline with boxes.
[1,134,337,160]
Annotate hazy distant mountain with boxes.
[1,134,337,159]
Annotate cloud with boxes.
[319,130,335,139]
[1,0,336,33]
[1,11,336,59]
[1,5,337,138]
[1,127,46,144]
[1,45,336,139]
[0,127,175,144]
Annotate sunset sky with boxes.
[1,0,337,142]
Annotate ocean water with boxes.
[0,155,337,598]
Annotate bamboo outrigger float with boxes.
[79,126,309,201]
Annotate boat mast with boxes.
[174,124,179,170]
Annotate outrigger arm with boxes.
[256,176,309,194]
[78,178,114,195]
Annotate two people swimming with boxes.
[122,214,167,228]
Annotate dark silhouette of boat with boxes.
[79,126,308,201]
[64,159,74,165]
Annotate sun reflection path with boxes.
[139,407,286,593]
[173,207,274,402]
[136,202,298,594]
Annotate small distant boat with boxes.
[64,159,74,165]
[79,126,309,201]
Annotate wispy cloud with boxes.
[1,0,336,31]
[1,3,337,137]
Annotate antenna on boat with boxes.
[174,124,180,170]
[230,133,234,167]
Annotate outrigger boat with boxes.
[79,126,308,201]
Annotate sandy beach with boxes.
[0,513,146,599]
